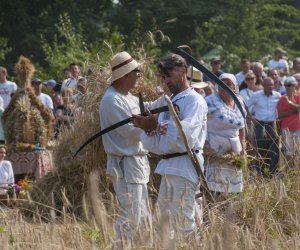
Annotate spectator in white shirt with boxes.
[240,71,259,103]
[61,63,81,92]
[0,145,14,194]
[246,77,281,175]
[31,78,54,112]
[267,47,289,78]
[43,79,57,97]
[0,66,18,109]
[235,58,251,86]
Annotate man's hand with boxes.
[132,109,158,132]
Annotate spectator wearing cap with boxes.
[61,63,81,92]
[267,48,289,78]
[43,79,57,97]
[277,76,300,165]
[246,77,281,176]
[235,58,251,86]
[187,66,208,97]
[203,56,224,83]
[292,57,300,75]
[0,66,17,109]
[31,78,54,112]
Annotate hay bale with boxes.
[2,57,53,149]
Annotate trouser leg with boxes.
[255,123,267,172]
[157,175,197,239]
[265,123,279,174]
[111,177,149,241]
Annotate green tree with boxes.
[192,0,300,72]
[40,13,125,81]
[0,37,11,61]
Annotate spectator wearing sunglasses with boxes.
[240,71,261,103]
[277,76,300,165]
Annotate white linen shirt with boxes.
[235,71,246,86]
[141,88,208,184]
[99,86,165,184]
[0,81,18,109]
[37,93,54,110]
[0,160,14,192]
[205,93,245,138]
[267,59,289,73]
[61,78,77,92]
[240,88,254,102]
[245,90,281,122]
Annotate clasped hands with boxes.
[132,109,158,132]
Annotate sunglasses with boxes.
[284,83,295,87]
[246,77,255,81]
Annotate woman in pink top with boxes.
[277,76,300,165]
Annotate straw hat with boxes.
[108,51,142,84]
[187,66,208,89]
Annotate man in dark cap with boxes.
[203,56,224,83]
[32,78,54,112]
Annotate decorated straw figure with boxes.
[2,56,53,150]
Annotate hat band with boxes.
[112,58,134,71]
[187,76,201,82]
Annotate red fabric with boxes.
[278,94,300,131]
[6,150,53,179]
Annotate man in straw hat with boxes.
[99,51,159,242]
[132,53,208,240]
[187,66,208,97]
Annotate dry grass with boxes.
[2,54,300,249]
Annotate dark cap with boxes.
[275,47,286,54]
[211,56,221,63]
[43,79,57,88]
[31,78,42,84]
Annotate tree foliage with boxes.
[192,0,300,71]
[0,37,11,61]
[0,0,300,75]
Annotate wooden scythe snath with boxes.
[164,95,215,204]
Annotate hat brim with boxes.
[191,82,208,89]
[108,60,143,84]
